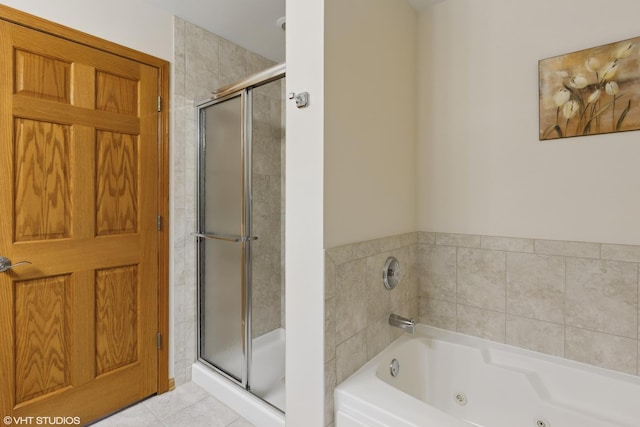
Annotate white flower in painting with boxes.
[562,100,580,119]
[613,42,634,60]
[605,81,619,96]
[569,74,589,89]
[553,88,571,107]
[600,62,619,81]
[585,57,601,73]
[587,89,601,104]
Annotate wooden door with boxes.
[0,19,160,425]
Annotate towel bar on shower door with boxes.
[193,232,258,243]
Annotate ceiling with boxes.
[142,0,443,63]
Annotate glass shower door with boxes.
[197,93,249,385]
[196,63,285,412]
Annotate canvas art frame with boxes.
[539,36,640,140]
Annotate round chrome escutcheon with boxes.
[383,256,401,290]
[390,359,400,377]
[454,392,467,406]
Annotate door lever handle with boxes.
[0,256,32,273]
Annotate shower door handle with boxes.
[193,232,257,243]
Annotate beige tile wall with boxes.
[324,233,418,426]
[251,78,284,338]
[419,232,640,375]
[326,230,640,425]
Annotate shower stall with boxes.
[194,63,286,416]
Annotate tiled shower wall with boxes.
[324,231,640,426]
[251,79,284,338]
[172,17,283,385]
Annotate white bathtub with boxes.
[335,324,640,427]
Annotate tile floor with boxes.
[91,382,255,427]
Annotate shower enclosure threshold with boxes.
[192,328,286,427]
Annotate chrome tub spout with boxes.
[388,313,415,334]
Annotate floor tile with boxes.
[91,403,162,427]
[161,396,242,427]
[92,382,255,427]
[143,381,209,420]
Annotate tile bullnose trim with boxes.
[481,235,535,253]
[535,239,601,259]
[326,245,354,266]
[435,232,481,248]
[420,231,640,259]
[417,231,436,244]
[326,232,419,265]
[601,243,640,263]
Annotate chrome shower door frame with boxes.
[196,89,252,389]
[196,63,285,394]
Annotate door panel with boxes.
[95,71,139,116]
[96,131,138,236]
[14,119,71,241]
[95,265,139,376]
[14,275,71,403]
[0,19,159,424]
[14,49,71,103]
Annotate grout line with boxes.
[504,250,508,341]
[564,324,640,341]
[454,246,459,332]
[563,256,568,358]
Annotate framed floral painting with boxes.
[539,36,640,140]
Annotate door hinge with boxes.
[157,96,162,112]
[157,215,162,231]
[157,332,162,349]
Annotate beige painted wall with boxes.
[324,0,418,248]
[417,0,640,245]
[0,0,173,60]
